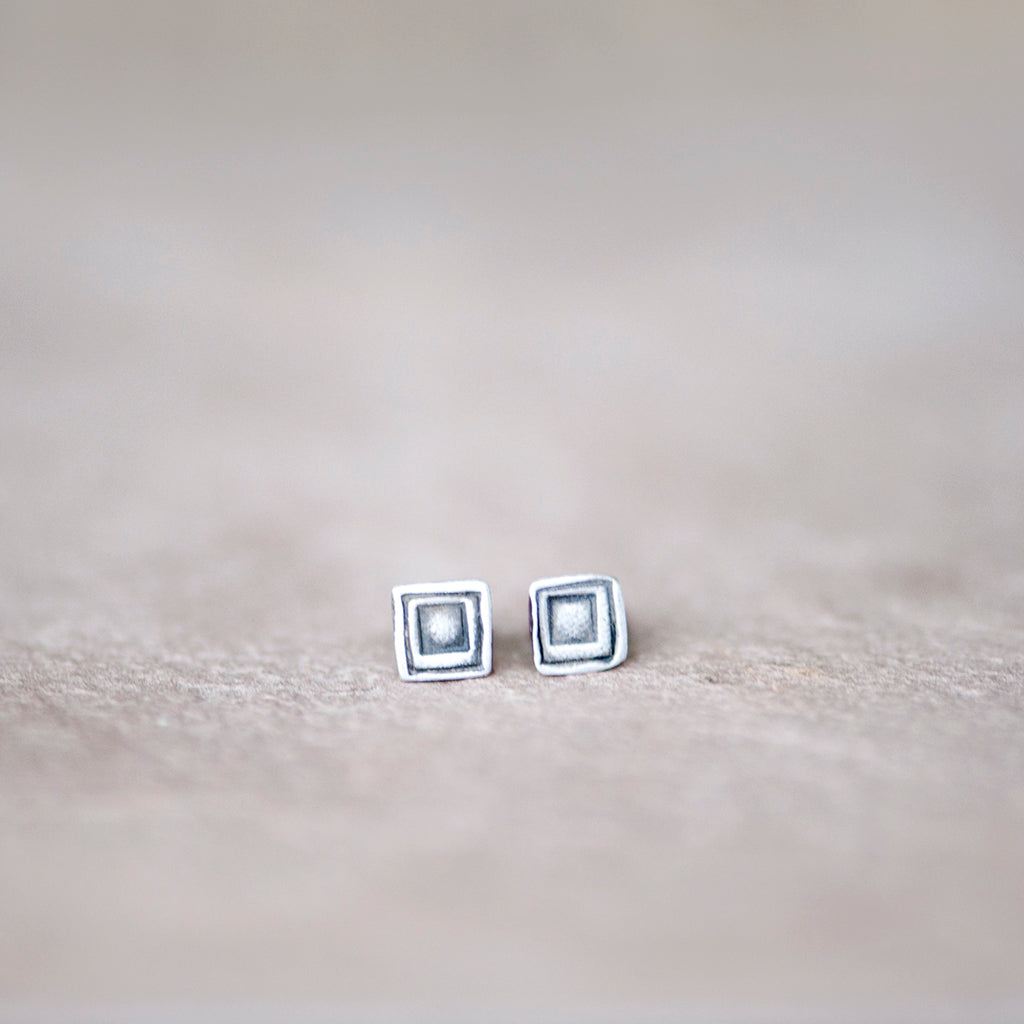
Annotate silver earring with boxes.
[392,580,493,681]
[529,574,628,675]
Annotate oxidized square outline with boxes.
[407,594,478,670]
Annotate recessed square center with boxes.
[549,594,597,645]
[417,602,470,655]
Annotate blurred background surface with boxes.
[1,2,1023,1019]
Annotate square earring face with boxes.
[392,580,492,681]
[529,574,628,675]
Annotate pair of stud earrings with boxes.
[392,574,628,681]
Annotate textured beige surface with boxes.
[2,4,1024,1018]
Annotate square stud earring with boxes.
[392,580,493,681]
[529,574,627,675]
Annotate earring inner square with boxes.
[548,593,597,645]
[417,601,470,655]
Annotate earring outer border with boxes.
[529,574,628,675]
[392,579,493,682]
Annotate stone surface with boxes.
[0,5,1023,1021]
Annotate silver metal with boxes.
[392,580,492,681]
[529,574,628,675]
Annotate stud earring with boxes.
[392,580,493,681]
[529,574,628,675]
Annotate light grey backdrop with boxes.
[1,3,1023,1019]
